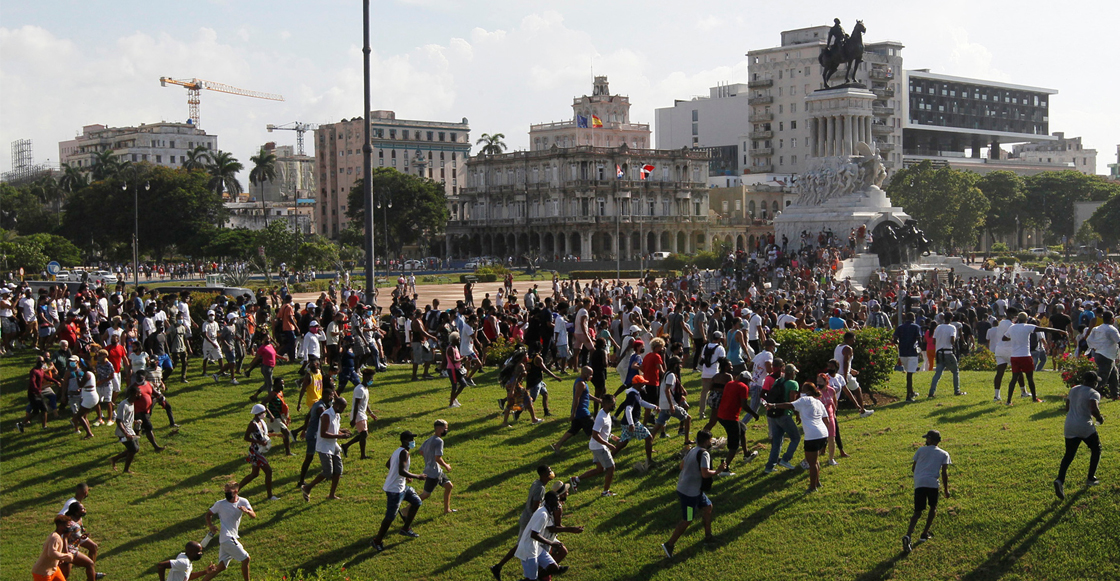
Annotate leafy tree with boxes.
[295,237,340,271]
[20,233,82,266]
[1075,221,1103,247]
[0,183,52,235]
[182,145,212,171]
[1023,171,1120,240]
[198,226,259,259]
[207,150,244,198]
[0,237,49,273]
[976,171,1026,238]
[475,133,507,156]
[256,220,303,266]
[1088,195,1120,246]
[345,168,449,256]
[59,163,88,195]
[886,161,989,251]
[249,146,278,204]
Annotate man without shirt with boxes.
[491,465,554,580]
[203,482,256,581]
[156,541,216,581]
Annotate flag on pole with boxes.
[591,115,603,128]
[616,164,624,179]
[640,164,655,180]
[577,115,588,128]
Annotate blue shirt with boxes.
[828,316,846,330]
[893,322,923,357]
[573,379,592,419]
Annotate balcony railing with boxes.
[871,87,895,99]
[748,78,773,88]
[876,142,895,152]
[748,96,773,105]
[873,106,895,116]
[751,113,774,123]
[869,69,894,80]
[749,130,773,140]
[750,147,773,156]
[747,164,774,173]
[871,123,893,135]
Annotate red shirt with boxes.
[641,352,663,387]
[257,344,277,368]
[135,382,154,414]
[717,380,750,421]
[106,344,128,373]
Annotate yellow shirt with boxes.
[305,372,323,408]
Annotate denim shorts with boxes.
[677,491,711,522]
[384,487,421,520]
[521,551,557,580]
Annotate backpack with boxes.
[765,378,790,418]
[701,344,718,368]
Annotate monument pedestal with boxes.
[774,186,910,251]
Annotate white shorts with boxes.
[995,354,1011,366]
[846,375,860,392]
[97,383,114,403]
[80,390,100,410]
[203,343,222,362]
[900,357,920,373]
[111,372,121,393]
[268,416,289,433]
[218,540,250,565]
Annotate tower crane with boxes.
[159,77,284,128]
[266,122,320,156]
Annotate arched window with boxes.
[772,201,780,215]
[748,200,756,217]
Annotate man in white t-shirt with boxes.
[204,481,256,580]
[1003,312,1065,405]
[302,397,351,501]
[553,303,571,372]
[570,394,618,497]
[928,318,964,397]
[988,312,1017,402]
[156,541,215,581]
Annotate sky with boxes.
[2,0,1118,178]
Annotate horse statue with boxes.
[819,20,866,88]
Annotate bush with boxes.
[772,327,897,389]
[485,336,519,366]
[1055,352,1097,389]
[289,279,334,294]
[567,270,678,280]
[991,242,1009,253]
[475,264,512,277]
[460,274,497,283]
[960,348,996,371]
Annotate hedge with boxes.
[772,327,897,389]
[566,270,679,279]
[460,274,498,283]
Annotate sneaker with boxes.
[466,378,476,387]
[268,496,280,501]
[827,459,839,466]
[1053,479,1065,500]
[993,396,1002,402]
[532,418,544,425]
[764,466,775,473]
[371,541,385,552]
[859,409,875,418]
[800,460,809,470]
[231,379,240,386]
[569,476,579,490]
[954,391,968,396]
[497,398,506,410]
[211,374,220,383]
[919,532,933,541]
[106,420,115,426]
[659,432,668,439]
[400,529,420,538]
[778,460,795,470]
[96,574,107,580]
[93,419,105,427]
[1087,478,1101,487]
[451,399,461,408]
[661,542,674,559]
[555,565,570,575]
[903,535,912,553]
[489,564,502,580]
[15,421,24,433]
[1033,398,1043,403]
[600,490,616,497]
[906,396,917,403]
[744,450,759,463]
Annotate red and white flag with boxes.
[640,164,655,180]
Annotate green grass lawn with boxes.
[1,352,1116,581]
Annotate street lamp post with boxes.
[121,180,149,290]
[362,0,375,303]
[376,186,392,271]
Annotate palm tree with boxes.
[59,163,88,193]
[249,146,278,226]
[90,150,123,181]
[207,150,244,199]
[476,133,507,156]
[182,145,212,171]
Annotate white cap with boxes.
[227,313,237,321]
[206,310,215,316]
[251,404,267,415]
[629,325,642,335]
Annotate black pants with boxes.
[1057,433,1101,482]
[718,418,745,455]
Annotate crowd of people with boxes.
[8,250,1115,580]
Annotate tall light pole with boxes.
[362,0,375,302]
[121,180,149,290]
[376,186,392,269]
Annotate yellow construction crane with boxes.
[159,77,284,128]
[266,122,320,156]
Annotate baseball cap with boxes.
[310,320,320,328]
[629,325,642,335]
[923,429,941,442]
[251,404,267,415]
[711,330,724,340]
[227,313,238,321]
[400,430,416,442]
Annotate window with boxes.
[691,110,698,122]
[389,129,396,139]
[169,141,175,148]
[779,122,784,131]
[779,105,783,114]
[170,155,175,163]
[439,132,445,141]
[791,104,796,113]
[791,120,797,129]
[402,130,409,140]
[779,156,784,165]
[450,132,457,142]
[791,155,797,164]
[427,131,433,140]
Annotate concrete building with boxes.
[655,83,751,174]
[253,143,317,203]
[1110,145,1120,180]
[1009,133,1097,175]
[529,77,651,151]
[314,111,470,238]
[59,122,216,170]
[707,183,796,251]
[224,201,313,234]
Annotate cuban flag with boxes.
[577,115,588,128]
[616,164,624,179]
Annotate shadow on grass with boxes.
[98,513,204,560]
[1030,405,1065,421]
[957,489,1085,581]
[134,457,246,503]
[428,523,516,575]
[853,550,908,581]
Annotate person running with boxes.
[245,332,278,401]
[294,360,324,433]
[167,314,192,384]
[661,429,722,559]
[370,431,428,551]
[156,541,216,581]
[763,381,829,492]
[894,312,923,402]
[295,385,334,488]
[16,356,59,431]
[412,419,456,515]
[764,364,802,473]
[71,357,97,440]
[696,332,726,420]
[613,376,659,469]
[92,350,115,427]
[445,332,468,408]
[817,372,848,465]
[32,514,74,581]
[903,430,952,553]
[525,343,559,417]
[989,310,1018,402]
[60,502,101,581]
[1054,371,1105,500]
[132,370,166,452]
[490,465,555,580]
[713,365,760,476]
[200,310,222,379]
[1003,312,1065,404]
[570,393,618,497]
[410,310,437,381]
[259,378,293,456]
[238,404,278,501]
[203,482,256,581]
[301,396,350,501]
[835,332,877,411]
[341,369,377,459]
[1086,312,1120,401]
[650,356,692,443]
[514,491,575,581]
[109,386,140,473]
[551,367,599,453]
[212,314,241,385]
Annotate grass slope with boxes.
[1,352,1116,581]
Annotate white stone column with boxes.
[829,116,837,157]
[582,231,592,261]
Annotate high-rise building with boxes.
[529,76,651,151]
[59,122,217,171]
[1009,133,1096,175]
[314,111,470,238]
[255,143,316,202]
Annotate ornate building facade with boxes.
[448,144,710,261]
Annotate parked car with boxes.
[403,260,423,271]
[1028,247,1053,257]
[464,260,480,269]
[650,251,671,261]
[91,270,118,285]
[54,270,72,281]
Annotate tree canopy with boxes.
[346,168,449,257]
[1022,171,1119,239]
[886,161,989,250]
